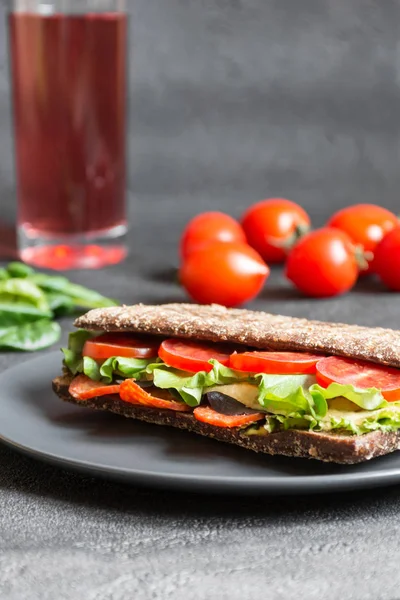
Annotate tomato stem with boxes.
[267,223,310,253]
[354,245,373,271]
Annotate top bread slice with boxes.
[75,303,400,368]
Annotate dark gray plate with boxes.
[2,352,400,494]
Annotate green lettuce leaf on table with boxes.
[28,273,117,309]
[0,262,118,352]
[0,319,61,351]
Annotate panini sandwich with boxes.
[53,303,400,464]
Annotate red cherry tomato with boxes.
[83,333,161,360]
[374,227,400,291]
[159,338,235,372]
[180,241,269,307]
[193,405,265,428]
[229,351,323,374]
[316,356,400,402]
[180,212,246,259]
[241,198,311,263]
[285,228,358,298]
[327,204,398,273]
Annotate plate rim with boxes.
[2,351,400,495]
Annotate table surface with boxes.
[2,0,400,598]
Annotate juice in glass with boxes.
[9,0,128,269]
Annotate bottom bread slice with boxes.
[52,375,400,464]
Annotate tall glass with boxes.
[8,0,128,270]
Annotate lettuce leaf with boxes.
[0,278,50,312]
[100,356,157,383]
[310,382,386,411]
[62,348,83,375]
[83,356,102,381]
[256,374,327,419]
[0,318,61,351]
[62,330,100,374]
[0,302,53,335]
[29,273,118,308]
[63,353,155,383]
[67,329,97,354]
[147,360,250,407]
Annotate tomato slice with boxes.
[193,405,264,428]
[316,357,400,401]
[69,374,120,400]
[158,338,235,372]
[119,379,190,411]
[229,351,323,374]
[83,333,160,360]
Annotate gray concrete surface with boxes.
[0,0,400,598]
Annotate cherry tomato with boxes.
[119,379,190,411]
[316,356,400,402]
[159,338,235,372]
[241,198,311,263]
[374,227,400,291]
[285,228,358,298]
[180,241,269,307]
[229,351,323,374]
[327,204,398,273]
[193,405,264,428]
[180,212,246,259]
[69,375,120,401]
[82,334,161,360]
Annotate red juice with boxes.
[9,12,127,269]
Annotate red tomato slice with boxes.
[158,339,235,372]
[83,333,160,360]
[316,357,400,401]
[193,405,264,428]
[119,379,190,411]
[229,351,323,374]
[69,374,120,400]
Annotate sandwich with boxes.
[53,303,400,464]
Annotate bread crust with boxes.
[75,303,400,368]
[52,374,400,464]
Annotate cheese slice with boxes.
[206,383,262,410]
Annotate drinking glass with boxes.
[8,0,128,269]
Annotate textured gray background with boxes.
[1,0,400,598]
